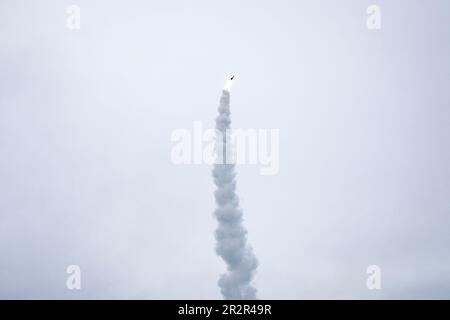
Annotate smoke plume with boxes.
[212,90,258,299]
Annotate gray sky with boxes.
[0,0,449,299]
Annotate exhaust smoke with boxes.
[212,78,258,299]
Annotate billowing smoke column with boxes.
[212,79,258,299]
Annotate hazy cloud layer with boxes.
[0,0,449,298]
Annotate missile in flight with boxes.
[223,75,235,92]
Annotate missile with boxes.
[223,75,235,92]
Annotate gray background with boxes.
[0,0,449,298]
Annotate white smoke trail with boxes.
[212,89,258,299]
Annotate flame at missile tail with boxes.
[223,76,234,92]
[212,76,258,299]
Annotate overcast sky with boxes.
[0,0,449,299]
